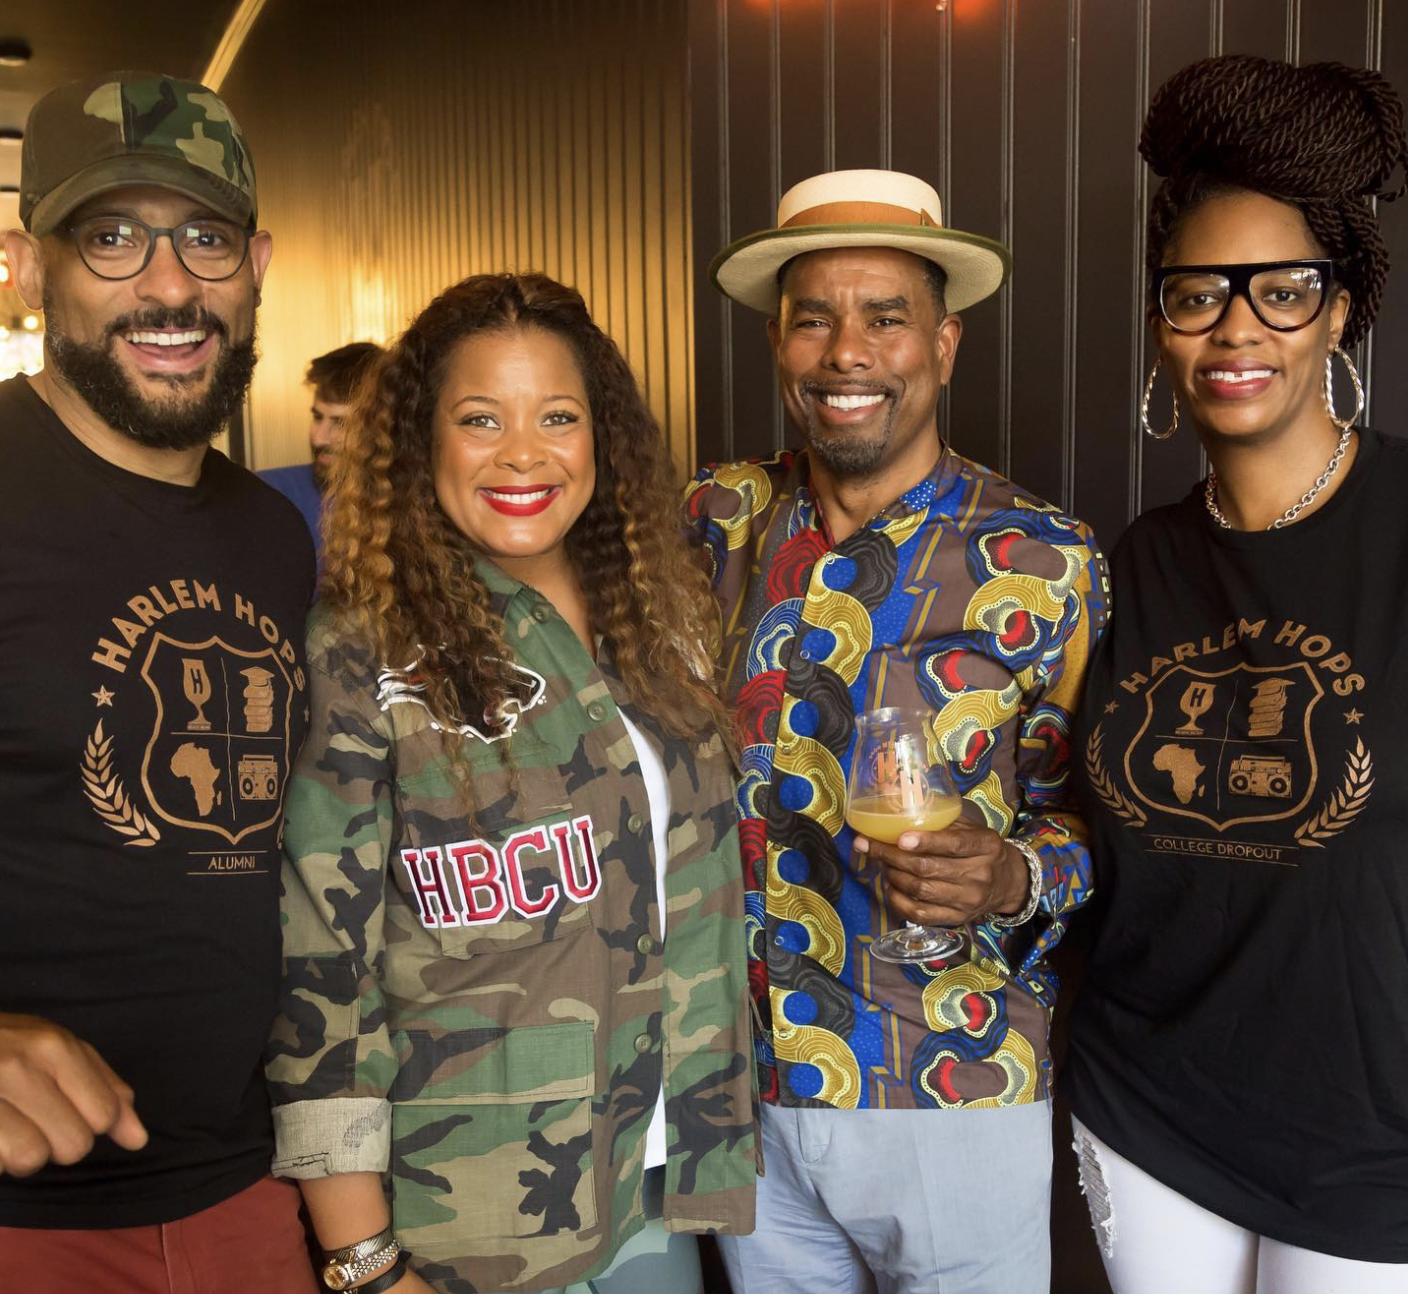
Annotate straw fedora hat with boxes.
[709,169,1011,315]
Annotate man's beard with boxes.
[44,297,257,452]
[798,381,896,478]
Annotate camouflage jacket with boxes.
[266,561,756,1293]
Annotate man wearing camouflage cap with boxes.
[0,72,317,1291]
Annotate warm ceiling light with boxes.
[22,314,39,331]
[0,40,31,67]
[0,263,9,285]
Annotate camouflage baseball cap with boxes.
[20,70,257,236]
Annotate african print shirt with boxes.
[685,446,1109,1110]
[266,561,756,1293]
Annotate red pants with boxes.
[0,1174,320,1294]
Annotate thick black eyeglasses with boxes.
[67,214,252,282]
[1152,259,1335,335]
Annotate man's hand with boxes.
[0,1013,147,1177]
[853,821,1031,926]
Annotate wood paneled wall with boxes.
[222,0,694,474]
[689,0,1407,553]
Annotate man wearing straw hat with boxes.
[686,170,1108,1291]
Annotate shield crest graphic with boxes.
[1125,661,1323,830]
[139,633,295,844]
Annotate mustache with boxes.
[105,306,229,341]
[799,380,895,399]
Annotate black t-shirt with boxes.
[1066,427,1408,1262]
[0,376,314,1227]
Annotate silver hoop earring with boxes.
[1140,360,1179,440]
[1325,346,1365,431]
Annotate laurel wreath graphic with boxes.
[1084,723,1147,827]
[81,720,162,847]
[1294,737,1374,848]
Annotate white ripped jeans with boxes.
[1070,1117,1408,1294]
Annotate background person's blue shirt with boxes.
[258,463,323,572]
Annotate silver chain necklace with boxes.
[1204,428,1354,531]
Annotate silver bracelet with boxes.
[987,837,1043,928]
[323,1228,394,1266]
[323,1238,402,1291]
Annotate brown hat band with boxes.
[782,200,939,229]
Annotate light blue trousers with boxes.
[719,1100,1052,1294]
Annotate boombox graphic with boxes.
[237,753,281,802]
[1226,753,1293,799]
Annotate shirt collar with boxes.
[474,556,538,605]
[792,441,963,536]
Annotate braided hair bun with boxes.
[1142,55,1408,345]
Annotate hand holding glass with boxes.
[846,708,965,963]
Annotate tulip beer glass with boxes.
[846,708,964,963]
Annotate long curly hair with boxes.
[321,271,727,743]
[1142,55,1408,345]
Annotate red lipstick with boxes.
[479,484,563,516]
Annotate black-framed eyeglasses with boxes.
[1152,259,1335,335]
[67,214,252,282]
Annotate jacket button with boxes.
[633,1032,654,1054]
[627,812,645,833]
[532,605,551,623]
[636,932,659,956]
[587,701,607,722]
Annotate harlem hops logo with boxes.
[1126,661,1323,830]
[1086,616,1376,865]
[137,633,297,843]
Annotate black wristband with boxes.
[352,1251,411,1294]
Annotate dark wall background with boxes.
[690,0,1406,558]
[688,3,1402,1290]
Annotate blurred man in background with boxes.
[260,340,382,565]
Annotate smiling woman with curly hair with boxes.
[321,273,728,745]
[264,273,757,1294]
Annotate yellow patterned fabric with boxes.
[686,447,1108,1109]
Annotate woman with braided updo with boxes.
[1065,55,1408,1291]
[262,273,756,1294]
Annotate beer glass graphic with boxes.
[1176,681,1215,735]
[182,658,214,732]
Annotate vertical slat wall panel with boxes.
[943,1,1009,477]
[831,0,889,171]
[1222,0,1299,61]
[1135,0,1224,518]
[721,0,784,457]
[691,0,1408,554]
[1009,0,1076,511]
[690,0,732,467]
[1074,0,1142,544]
[224,0,694,477]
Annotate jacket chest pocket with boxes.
[389,1020,599,1248]
[395,759,603,958]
